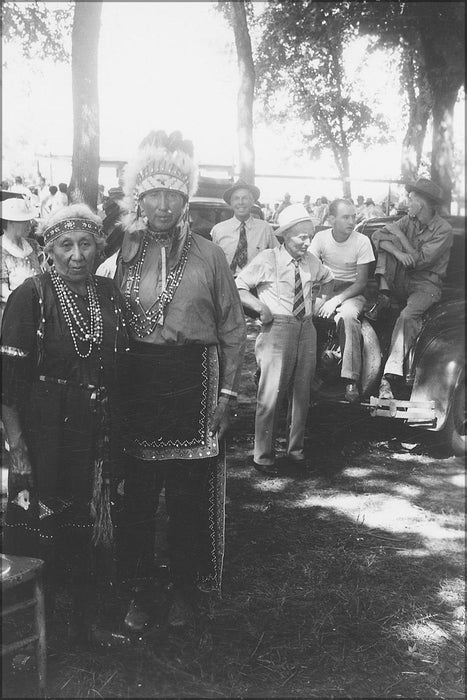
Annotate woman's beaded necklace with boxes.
[50,267,104,358]
[123,230,192,338]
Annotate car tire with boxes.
[312,318,382,402]
[443,374,466,456]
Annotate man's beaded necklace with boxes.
[123,231,192,338]
[50,267,104,358]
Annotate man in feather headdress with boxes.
[115,130,246,631]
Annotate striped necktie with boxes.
[292,259,305,319]
[230,221,248,273]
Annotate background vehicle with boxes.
[313,215,465,455]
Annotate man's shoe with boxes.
[344,382,360,404]
[251,459,279,476]
[378,377,394,400]
[288,459,314,472]
[365,293,391,321]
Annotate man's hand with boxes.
[209,399,233,441]
[317,296,341,319]
[258,304,273,325]
[396,251,416,268]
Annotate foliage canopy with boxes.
[1,1,73,62]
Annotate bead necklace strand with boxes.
[124,232,192,338]
[50,267,104,358]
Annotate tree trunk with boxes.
[400,51,432,181]
[415,4,464,212]
[430,87,459,213]
[230,1,255,184]
[69,2,102,209]
[341,150,352,200]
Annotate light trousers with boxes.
[254,315,316,466]
[331,282,366,381]
[375,250,442,376]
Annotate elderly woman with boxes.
[1,195,43,323]
[1,203,128,642]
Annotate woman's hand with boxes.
[9,437,34,496]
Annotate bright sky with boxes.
[2,1,465,203]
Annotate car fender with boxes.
[409,329,465,431]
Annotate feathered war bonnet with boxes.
[122,130,198,228]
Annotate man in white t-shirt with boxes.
[309,198,375,403]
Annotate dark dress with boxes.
[1,272,128,598]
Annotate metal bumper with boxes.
[365,396,437,427]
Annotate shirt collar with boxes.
[234,215,253,229]
[416,213,439,234]
[280,243,304,265]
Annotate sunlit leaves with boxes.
[1,1,73,63]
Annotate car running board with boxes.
[361,396,437,425]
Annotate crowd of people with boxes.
[1,131,453,645]
[262,192,403,229]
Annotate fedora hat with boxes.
[1,195,36,222]
[405,178,443,205]
[275,203,313,237]
[223,178,260,205]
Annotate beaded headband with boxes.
[43,218,103,246]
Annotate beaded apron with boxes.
[116,342,219,461]
[116,342,225,590]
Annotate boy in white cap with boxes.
[236,204,334,475]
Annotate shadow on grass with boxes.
[2,344,464,699]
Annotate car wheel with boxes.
[443,375,466,456]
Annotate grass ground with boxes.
[2,324,465,698]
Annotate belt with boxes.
[38,375,104,411]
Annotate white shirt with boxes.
[11,184,31,197]
[308,228,374,282]
[96,251,119,279]
[210,215,278,273]
[50,191,69,212]
[236,245,334,316]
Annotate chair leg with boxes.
[34,573,47,697]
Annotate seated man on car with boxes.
[309,198,375,403]
[367,178,453,400]
[210,179,278,276]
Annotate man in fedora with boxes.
[236,204,334,474]
[210,178,278,276]
[367,178,453,399]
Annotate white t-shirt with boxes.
[308,228,374,282]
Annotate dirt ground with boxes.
[2,323,465,699]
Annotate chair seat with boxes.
[1,554,44,591]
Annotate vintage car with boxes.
[312,215,465,455]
